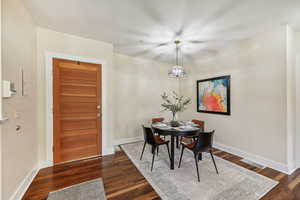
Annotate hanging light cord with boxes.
[168,40,186,78]
[176,43,179,66]
[174,40,181,66]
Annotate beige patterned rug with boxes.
[47,179,106,200]
[121,142,278,200]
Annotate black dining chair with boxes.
[180,119,205,143]
[152,117,167,140]
[178,130,218,182]
[152,117,165,124]
[140,126,171,171]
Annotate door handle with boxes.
[97,105,101,109]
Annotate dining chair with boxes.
[180,119,205,143]
[178,130,218,182]
[192,119,205,128]
[140,126,171,171]
[152,117,166,139]
[152,117,164,123]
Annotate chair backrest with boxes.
[152,118,164,124]
[142,126,156,145]
[192,119,205,129]
[194,130,215,152]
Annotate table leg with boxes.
[170,135,175,170]
[198,153,202,161]
[176,136,179,149]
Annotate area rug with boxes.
[47,179,107,200]
[121,142,278,200]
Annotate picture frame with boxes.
[197,75,231,115]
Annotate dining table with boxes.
[151,122,203,170]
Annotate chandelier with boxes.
[168,40,186,78]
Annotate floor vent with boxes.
[240,159,265,169]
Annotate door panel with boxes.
[60,145,99,162]
[61,102,97,113]
[53,58,102,164]
[61,133,98,150]
[61,119,98,131]
[60,69,97,85]
[61,96,97,103]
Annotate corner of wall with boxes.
[0,0,3,198]
[295,31,300,168]
[286,24,297,171]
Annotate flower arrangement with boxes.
[161,91,191,126]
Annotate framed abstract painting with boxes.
[197,75,231,115]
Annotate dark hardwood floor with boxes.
[23,148,300,200]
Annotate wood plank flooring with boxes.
[22,148,300,200]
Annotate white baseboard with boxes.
[9,166,39,200]
[114,137,143,146]
[214,142,292,174]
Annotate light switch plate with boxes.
[2,80,17,98]
[0,116,9,123]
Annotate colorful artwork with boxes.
[197,76,231,115]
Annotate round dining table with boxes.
[151,123,203,170]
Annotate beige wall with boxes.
[2,0,38,199]
[36,28,115,162]
[286,25,297,170]
[295,31,300,166]
[114,54,179,141]
[180,27,288,165]
[0,0,2,198]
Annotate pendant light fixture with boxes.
[168,40,186,78]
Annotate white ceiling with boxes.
[23,0,300,63]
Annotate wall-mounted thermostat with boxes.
[2,80,17,98]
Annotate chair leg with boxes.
[178,146,185,168]
[210,150,219,174]
[166,143,171,161]
[194,153,200,182]
[151,146,156,171]
[198,153,202,161]
[140,141,146,160]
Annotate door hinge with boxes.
[52,146,54,152]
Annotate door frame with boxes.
[45,52,111,167]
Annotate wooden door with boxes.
[53,58,102,164]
